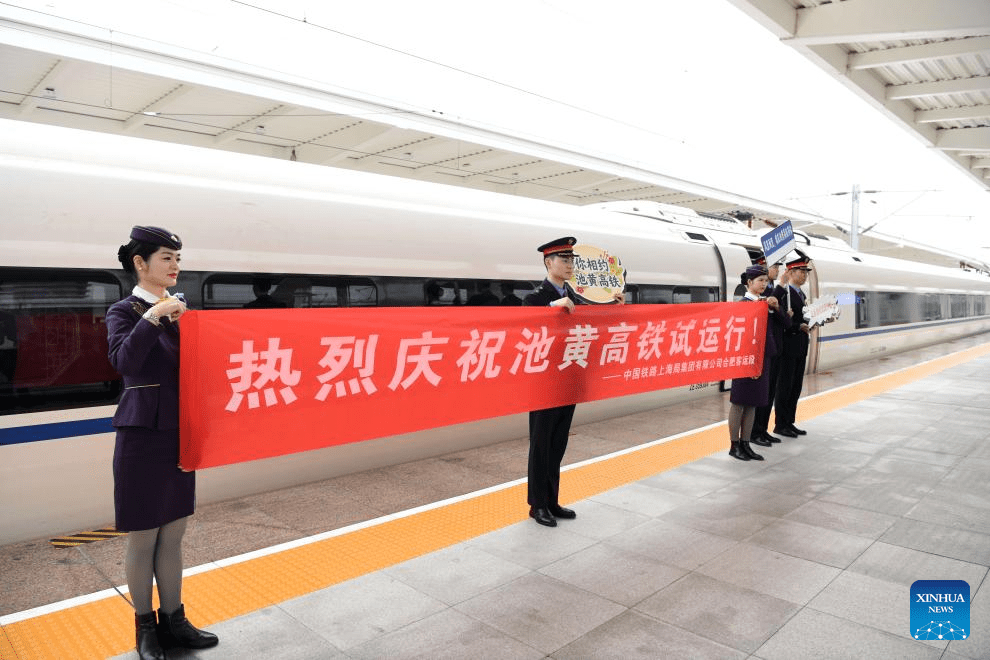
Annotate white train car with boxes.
[2,121,989,544]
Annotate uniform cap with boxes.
[744,264,768,280]
[130,226,182,250]
[785,249,812,271]
[537,236,576,257]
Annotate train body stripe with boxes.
[818,316,988,342]
[0,418,114,445]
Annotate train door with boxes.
[806,262,821,374]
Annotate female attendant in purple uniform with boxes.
[728,265,784,461]
[107,226,218,660]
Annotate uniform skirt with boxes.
[113,427,195,532]
[729,371,770,407]
[730,322,776,407]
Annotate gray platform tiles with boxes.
[99,346,990,659]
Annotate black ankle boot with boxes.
[135,612,166,660]
[740,440,764,461]
[157,604,219,649]
[729,441,750,460]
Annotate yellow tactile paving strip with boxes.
[3,340,989,660]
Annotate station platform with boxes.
[2,335,990,659]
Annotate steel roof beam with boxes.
[888,76,990,100]
[936,126,990,151]
[790,0,990,45]
[848,35,990,69]
[972,157,990,169]
[916,104,990,123]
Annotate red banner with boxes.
[179,303,766,469]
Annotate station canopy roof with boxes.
[729,0,990,191]
[0,7,808,221]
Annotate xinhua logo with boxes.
[911,580,969,641]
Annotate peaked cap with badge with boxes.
[537,236,576,257]
[785,248,812,271]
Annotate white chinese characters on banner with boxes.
[600,323,636,365]
[388,331,449,391]
[669,320,697,357]
[315,335,378,401]
[226,338,301,412]
[559,324,600,370]
[456,330,506,382]
[509,326,555,375]
[636,321,667,360]
[222,316,758,414]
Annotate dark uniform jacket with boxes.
[767,284,791,357]
[778,284,809,358]
[106,295,180,430]
[524,280,578,307]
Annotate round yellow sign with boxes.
[569,244,627,304]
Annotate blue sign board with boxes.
[760,220,796,266]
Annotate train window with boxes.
[425,280,466,305]
[379,278,534,307]
[378,278,427,306]
[923,293,943,321]
[881,292,912,325]
[0,268,124,414]
[854,290,990,329]
[465,280,501,306]
[346,281,378,307]
[202,274,344,309]
[855,291,870,328]
[492,281,533,306]
[634,285,718,304]
[949,294,967,319]
[637,285,672,304]
[677,286,719,303]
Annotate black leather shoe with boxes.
[549,505,576,519]
[790,425,807,436]
[739,441,764,461]
[763,432,781,444]
[729,442,750,461]
[157,604,219,650]
[529,507,557,527]
[136,612,166,660]
[774,427,798,438]
[750,436,772,447]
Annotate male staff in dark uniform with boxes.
[751,257,791,445]
[523,237,624,527]
[773,254,812,438]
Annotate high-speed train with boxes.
[2,121,989,544]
